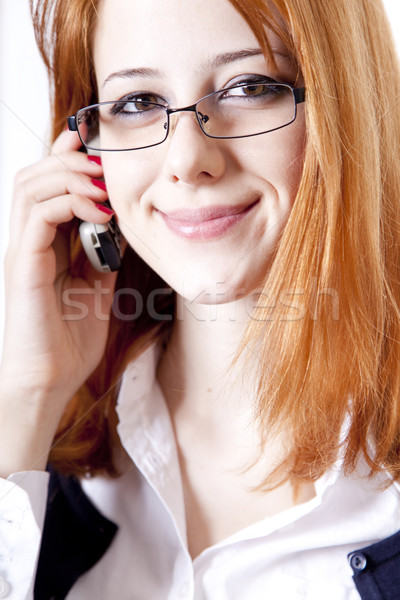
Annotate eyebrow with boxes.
[102,48,266,89]
[103,67,162,88]
[208,48,264,68]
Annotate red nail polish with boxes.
[95,203,114,215]
[91,178,107,191]
[88,155,102,165]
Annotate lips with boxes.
[156,198,260,241]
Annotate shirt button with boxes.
[178,580,191,598]
[0,577,11,598]
[349,552,368,572]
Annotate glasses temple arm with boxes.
[293,87,306,105]
[67,115,78,131]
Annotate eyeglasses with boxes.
[67,82,305,152]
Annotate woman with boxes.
[1,0,400,598]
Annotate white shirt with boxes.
[0,344,400,599]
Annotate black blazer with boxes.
[33,466,400,599]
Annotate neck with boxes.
[157,293,259,421]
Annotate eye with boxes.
[217,77,293,107]
[111,93,166,116]
[228,82,271,97]
[224,76,285,97]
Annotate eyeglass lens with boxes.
[77,83,297,151]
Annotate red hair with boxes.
[31,0,400,488]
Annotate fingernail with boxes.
[88,155,102,165]
[91,178,107,191]
[95,203,114,215]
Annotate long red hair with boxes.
[31,0,400,488]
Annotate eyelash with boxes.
[115,74,282,106]
[117,91,166,105]
[224,74,279,89]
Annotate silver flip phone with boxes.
[79,206,122,272]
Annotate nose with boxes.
[162,110,226,186]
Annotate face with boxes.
[93,0,305,304]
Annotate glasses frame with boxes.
[67,82,306,152]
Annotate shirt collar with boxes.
[114,344,400,551]
[115,343,188,545]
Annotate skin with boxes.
[94,0,305,304]
[0,132,116,475]
[92,0,308,557]
[0,0,308,558]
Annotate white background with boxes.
[0,1,399,346]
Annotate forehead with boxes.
[93,0,288,86]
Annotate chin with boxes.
[170,274,258,306]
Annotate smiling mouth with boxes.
[156,199,260,241]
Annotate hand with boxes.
[1,130,118,427]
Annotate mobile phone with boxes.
[79,201,122,272]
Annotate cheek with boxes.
[101,154,163,270]
[252,117,306,198]
[101,154,153,216]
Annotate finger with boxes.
[21,194,113,255]
[51,128,82,154]
[15,127,101,185]
[10,173,107,252]
[6,195,112,286]
[15,149,103,186]
[16,170,107,210]
[6,203,111,294]
[14,170,107,207]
